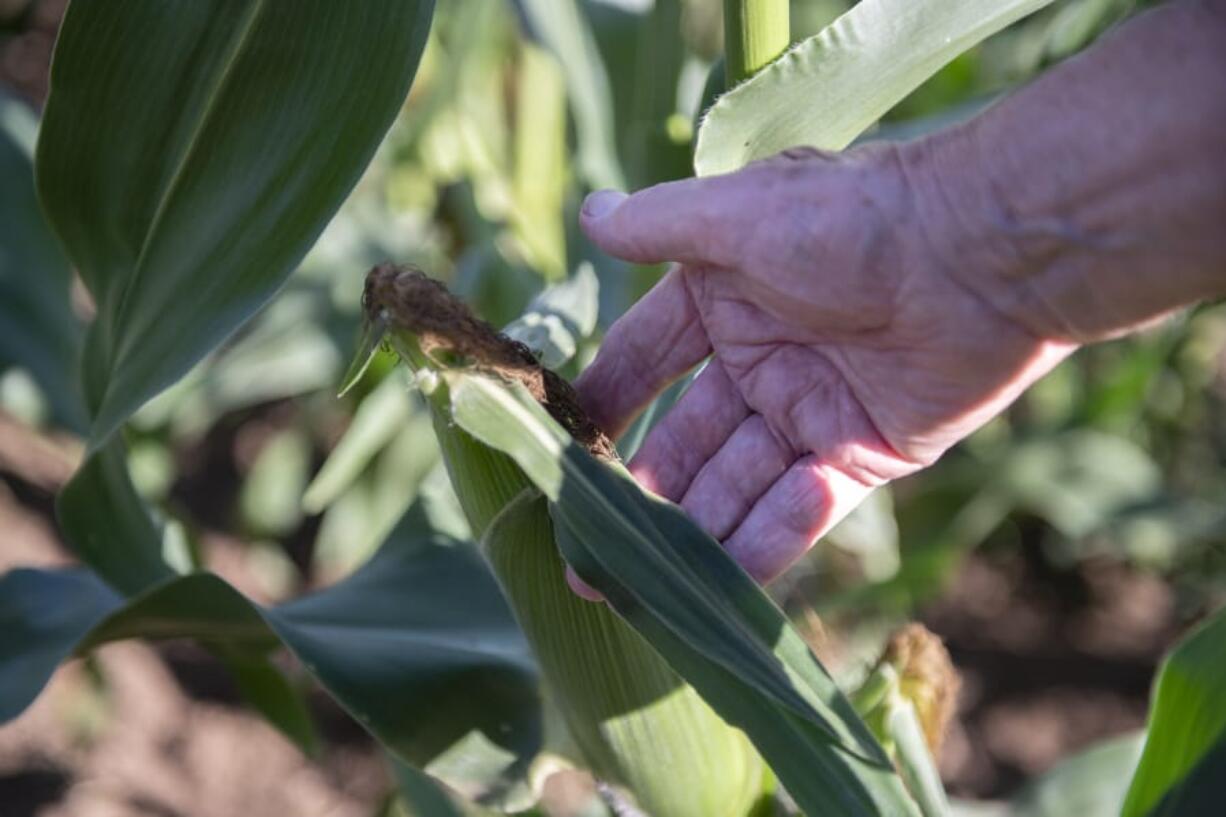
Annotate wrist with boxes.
[893,124,1085,342]
[899,115,1224,346]
[896,1,1226,345]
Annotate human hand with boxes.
[569,144,1074,597]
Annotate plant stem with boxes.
[722,0,790,85]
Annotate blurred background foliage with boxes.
[1,0,1222,814]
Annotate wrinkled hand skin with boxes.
[567,0,1226,599]
[571,146,1071,595]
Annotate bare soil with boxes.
[922,539,1182,797]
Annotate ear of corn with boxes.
[477,457,765,817]
[435,383,767,817]
[852,624,959,817]
[368,266,768,817]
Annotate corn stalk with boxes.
[723,0,790,85]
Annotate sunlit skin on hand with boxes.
[568,148,1071,598]
[566,0,1226,600]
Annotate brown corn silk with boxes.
[364,264,766,817]
[364,264,615,460]
[878,624,960,756]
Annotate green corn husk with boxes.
[366,266,767,817]
[851,624,960,817]
[441,425,765,817]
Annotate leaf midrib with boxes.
[95,0,267,442]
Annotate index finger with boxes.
[576,266,711,439]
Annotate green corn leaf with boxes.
[36,0,434,442]
[1005,732,1144,817]
[1141,735,1226,817]
[36,1,434,603]
[0,92,84,431]
[212,646,321,757]
[0,567,121,723]
[1122,606,1226,817]
[445,372,918,817]
[0,504,540,770]
[56,438,176,596]
[516,0,625,190]
[694,0,1057,176]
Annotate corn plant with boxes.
[1,1,1223,816]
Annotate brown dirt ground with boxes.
[921,546,1179,797]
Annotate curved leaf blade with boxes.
[1143,735,1226,817]
[516,0,625,190]
[1122,606,1226,817]
[0,93,84,430]
[0,568,122,722]
[36,0,435,437]
[216,646,321,756]
[1,511,539,767]
[57,438,175,595]
[446,372,917,816]
[694,0,1056,176]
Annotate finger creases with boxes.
[724,458,876,585]
[679,414,794,540]
[627,359,749,500]
[576,267,711,440]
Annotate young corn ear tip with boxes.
[363,262,617,461]
[880,623,961,755]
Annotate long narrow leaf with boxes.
[1142,735,1226,817]
[1122,606,1226,817]
[694,0,1057,176]
[36,1,434,607]
[446,372,917,816]
[516,0,625,190]
[37,0,434,440]
[57,438,174,595]
[1,507,539,769]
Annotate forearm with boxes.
[907,0,1226,342]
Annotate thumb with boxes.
[580,175,746,267]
